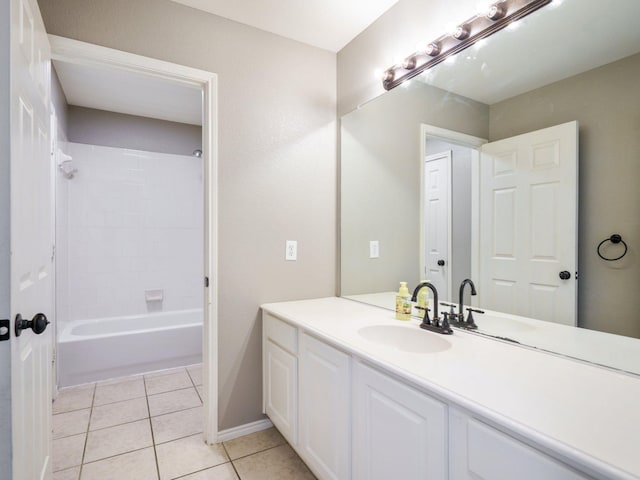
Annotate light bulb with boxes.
[486,3,506,20]
[453,25,470,40]
[425,43,441,56]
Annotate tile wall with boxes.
[56,143,203,326]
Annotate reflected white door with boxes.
[423,152,451,300]
[478,121,578,325]
[10,0,54,478]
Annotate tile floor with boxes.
[52,364,315,480]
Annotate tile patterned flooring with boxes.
[52,365,315,480]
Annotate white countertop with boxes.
[262,296,640,480]
[344,291,640,375]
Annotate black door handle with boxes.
[559,271,571,280]
[437,260,445,266]
[15,313,49,337]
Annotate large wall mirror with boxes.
[340,0,640,374]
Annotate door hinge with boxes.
[0,319,10,341]
[204,276,209,288]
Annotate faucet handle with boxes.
[419,307,432,325]
[440,302,456,314]
[464,308,484,330]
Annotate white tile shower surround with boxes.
[52,364,315,480]
[58,142,203,327]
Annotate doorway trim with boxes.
[419,124,487,302]
[49,35,220,443]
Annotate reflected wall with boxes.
[341,81,488,295]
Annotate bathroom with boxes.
[2,0,640,479]
[51,60,205,387]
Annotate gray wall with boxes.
[341,81,487,295]
[38,0,337,430]
[490,53,640,338]
[68,106,202,155]
[0,0,12,473]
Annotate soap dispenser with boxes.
[395,282,411,320]
[414,279,430,317]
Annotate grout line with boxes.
[79,382,97,478]
[220,443,243,480]
[80,445,155,467]
[143,375,162,480]
[92,393,147,408]
[228,442,287,462]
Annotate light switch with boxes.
[285,240,297,261]
[369,240,379,258]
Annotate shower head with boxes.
[58,160,77,180]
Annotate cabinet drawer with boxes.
[264,312,297,354]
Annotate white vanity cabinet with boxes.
[352,361,448,480]
[263,313,298,445]
[262,300,629,480]
[299,333,351,480]
[449,408,595,480]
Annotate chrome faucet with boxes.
[458,278,478,329]
[411,282,452,335]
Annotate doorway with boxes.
[419,124,486,305]
[48,36,219,444]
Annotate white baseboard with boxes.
[217,417,274,443]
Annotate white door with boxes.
[10,0,53,478]
[423,152,451,300]
[478,121,578,325]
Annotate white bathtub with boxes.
[58,309,203,387]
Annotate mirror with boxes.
[340,0,640,374]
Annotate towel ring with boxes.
[597,234,628,261]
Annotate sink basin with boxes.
[357,325,452,354]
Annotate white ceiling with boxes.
[168,0,400,52]
[53,60,203,126]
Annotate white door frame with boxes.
[49,35,220,443]
[419,124,487,302]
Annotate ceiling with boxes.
[54,0,401,125]
[168,0,401,52]
[53,60,203,126]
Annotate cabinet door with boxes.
[299,334,351,480]
[352,361,447,480]
[264,339,298,444]
[449,408,594,480]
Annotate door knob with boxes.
[559,271,571,280]
[14,313,49,337]
[437,259,445,266]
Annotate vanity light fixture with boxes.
[382,0,552,90]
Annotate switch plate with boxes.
[285,240,297,261]
[369,240,379,259]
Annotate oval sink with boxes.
[358,325,452,354]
